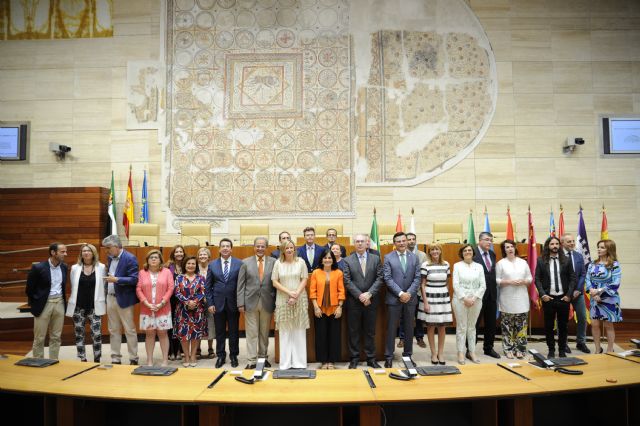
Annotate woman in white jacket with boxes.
[66,243,106,362]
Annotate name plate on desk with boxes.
[131,366,178,376]
[15,358,59,368]
[416,366,461,376]
[273,369,316,379]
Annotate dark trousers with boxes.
[314,314,342,363]
[214,303,239,358]
[543,296,570,352]
[477,295,497,351]
[168,295,181,357]
[385,301,417,359]
[346,297,377,360]
[398,303,425,339]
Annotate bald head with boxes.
[561,234,575,251]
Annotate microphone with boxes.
[178,232,202,247]
[521,239,526,243]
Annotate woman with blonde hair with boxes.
[165,244,185,360]
[66,243,106,362]
[136,249,174,366]
[587,239,622,353]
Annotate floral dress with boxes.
[173,274,208,340]
[585,261,622,322]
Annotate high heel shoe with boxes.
[431,355,438,365]
[596,347,603,354]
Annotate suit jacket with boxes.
[66,262,107,317]
[26,260,68,317]
[383,250,421,305]
[237,255,276,313]
[206,256,242,313]
[106,249,139,308]
[323,243,347,258]
[297,243,324,273]
[270,249,281,260]
[473,248,497,301]
[534,256,576,298]
[565,250,586,293]
[342,252,383,301]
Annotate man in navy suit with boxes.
[561,234,590,353]
[206,238,242,368]
[323,228,347,258]
[383,232,421,367]
[102,235,139,365]
[270,230,291,260]
[297,226,323,273]
[473,232,500,359]
[26,242,68,359]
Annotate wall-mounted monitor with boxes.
[601,115,640,157]
[0,121,29,161]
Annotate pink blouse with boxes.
[136,268,174,317]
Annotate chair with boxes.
[315,224,344,236]
[180,223,211,246]
[491,221,517,242]
[239,224,270,246]
[378,223,398,244]
[433,222,463,244]
[127,223,160,247]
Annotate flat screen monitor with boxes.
[601,115,640,156]
[0,122,29,161]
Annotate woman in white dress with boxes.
[272,240,309,369]
[418,243,451,365]
[452,244,486,365]
[496,239,532,359]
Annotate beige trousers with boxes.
[106,294,138,362]
[32,296,65,359]
[244,299,272,364]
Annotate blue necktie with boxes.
[223,260,229,282]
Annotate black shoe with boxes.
[559,352,567,358]
[215,357,226,368]
[80,358,87,362]
[439,361,446,365]
[348,359,358,369]
[406,357,417,367]
[484,348,501,359]
[384,359,393,368]
[367,359,381,368]
[576,343,591,353]
[230,356,238,368]
[564,345,572,354]
[264,360,272,368]
[548,351,555,359]
[111,360,121,365]
[465,351,473,361]
[130,359,138,365]
[94,358,100,364]
[246,364,256,370]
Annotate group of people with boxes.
[25,227,622,369]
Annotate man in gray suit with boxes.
[343,233,384,369]
[238,237,276,369]
[383,232,421,368]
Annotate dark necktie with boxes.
[483,251,491,270]
[553,258,560,293]
[223,260,229,282]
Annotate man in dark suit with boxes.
[473,232,500,359]
[206,238,242,368]
[238,236,276,369]
[103,235,140,365]
[561,234,589,353]
[297,226,323,273]
[324,228,347,258]
[26,242,68,359]
[535,236,576,358]
[270,230,291,260]
[343,233,384,368]
[383,232,421,368]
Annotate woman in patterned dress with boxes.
[418,243,451,365]
[272,240,309,369]
[136,250,174,367]
[165,244,185,361]
[174,256,207,367]
[495,240,532,360]
[587,239,622,354]
[197,247,216,359]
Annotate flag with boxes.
[527,208,540,309]
[506,207,514,241]
[483,207,491,233]
[576,207,592,314]
[140,170,149,223]
[370,208,380,250]
[466,211,476,245]
[558,205,565,237]
[549,210,556,237]
[601,207,608,240]
[123,166,134,238]
[409,208,416,234]
[106,171,117,236]
[395,210,403,233]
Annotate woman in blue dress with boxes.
[586,239,622,354]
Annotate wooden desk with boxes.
[0,355,92,394]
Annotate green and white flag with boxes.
[370,209,380,250]
[107,171,118,236]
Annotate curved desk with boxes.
[1,354,639,426]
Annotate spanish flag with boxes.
[123,166,134,238]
